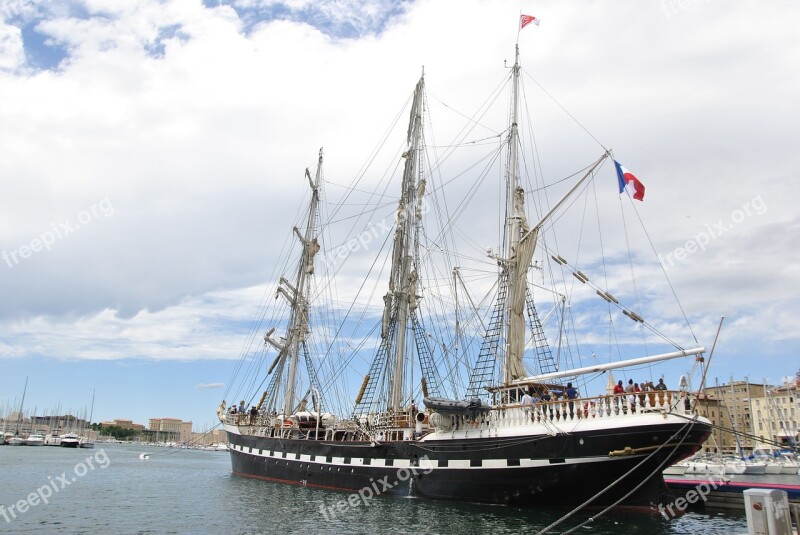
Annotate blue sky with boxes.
[1,0,798,431]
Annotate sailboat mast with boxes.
[282,150,323,416]
[387,75,425,411]
[499,45,610,387]
[88,389,95,426]
[503,44,528,384]
[15,376,28,435]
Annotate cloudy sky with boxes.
[1,0,798,430]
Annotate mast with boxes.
[88,389,95,428]
[386,74,425,411]
[502,44,528,385]
[500,44,609,386]
[730,376,743,457]
[15,376,28,435]
[266,149,323,416]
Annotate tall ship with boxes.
[219,38,712,509]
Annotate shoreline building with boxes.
[695,379,768,454]
[749,376,799,449]
[100,418,146,431]
[148,417,193,443]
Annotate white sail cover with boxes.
[506,226,539,380]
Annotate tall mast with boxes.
[267,149,323,416]
[503,44,529,384]
[500,45,610,386]
[386,75,425,411]
[15,376,28,435]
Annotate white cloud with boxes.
[0,22,24,70]
[196,382,224,389]
[0,0,798,387]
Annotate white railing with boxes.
[438,390,691,433]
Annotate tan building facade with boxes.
[695,380,769,454]
[148,417,193,443]
[101,418,145,431]
[749,380,799,449]
[191,428,227,446]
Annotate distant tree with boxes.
[99,425,138,440]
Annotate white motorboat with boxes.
[24,433,45,446]
[60,433,80,448]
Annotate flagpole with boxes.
[516,10,521,45]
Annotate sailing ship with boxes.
[219,41,712,509]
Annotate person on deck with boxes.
[566,383,578,400]
[655,378,667,391]
[566,382,578,418]
[613,380,624,395]
[521,387,537,420]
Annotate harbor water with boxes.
[1,443,750,534]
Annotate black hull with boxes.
[227,420,710,508]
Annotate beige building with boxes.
[191,428,227,446]
[148,417,193,443]
[695,393,729,453]
[695,379,769,454]
[749,379,799,449]
[101,418,145,431]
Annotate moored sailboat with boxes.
[219,36,711,509]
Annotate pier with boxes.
[665,478,800,509]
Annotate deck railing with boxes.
[223,390,694,436]
[439,390,692,433]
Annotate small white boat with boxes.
[24,433,45,446]
[684,461,709,474]
[705,462,727,476]
[780,461,800,475]
[45,434,62,446]
[723,460,746,475]
[60,433,80,448]
[663,463,688,475]
[743,461,767,475]
[79,438,95,449]
[7,436,25,446]
[764,461,783,474]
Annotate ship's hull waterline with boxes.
[226,418,711,507]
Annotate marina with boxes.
[0,443,754,534]
[664,476,800,509]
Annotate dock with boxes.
[665,478,800,509]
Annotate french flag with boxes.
[614,160,645,201]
